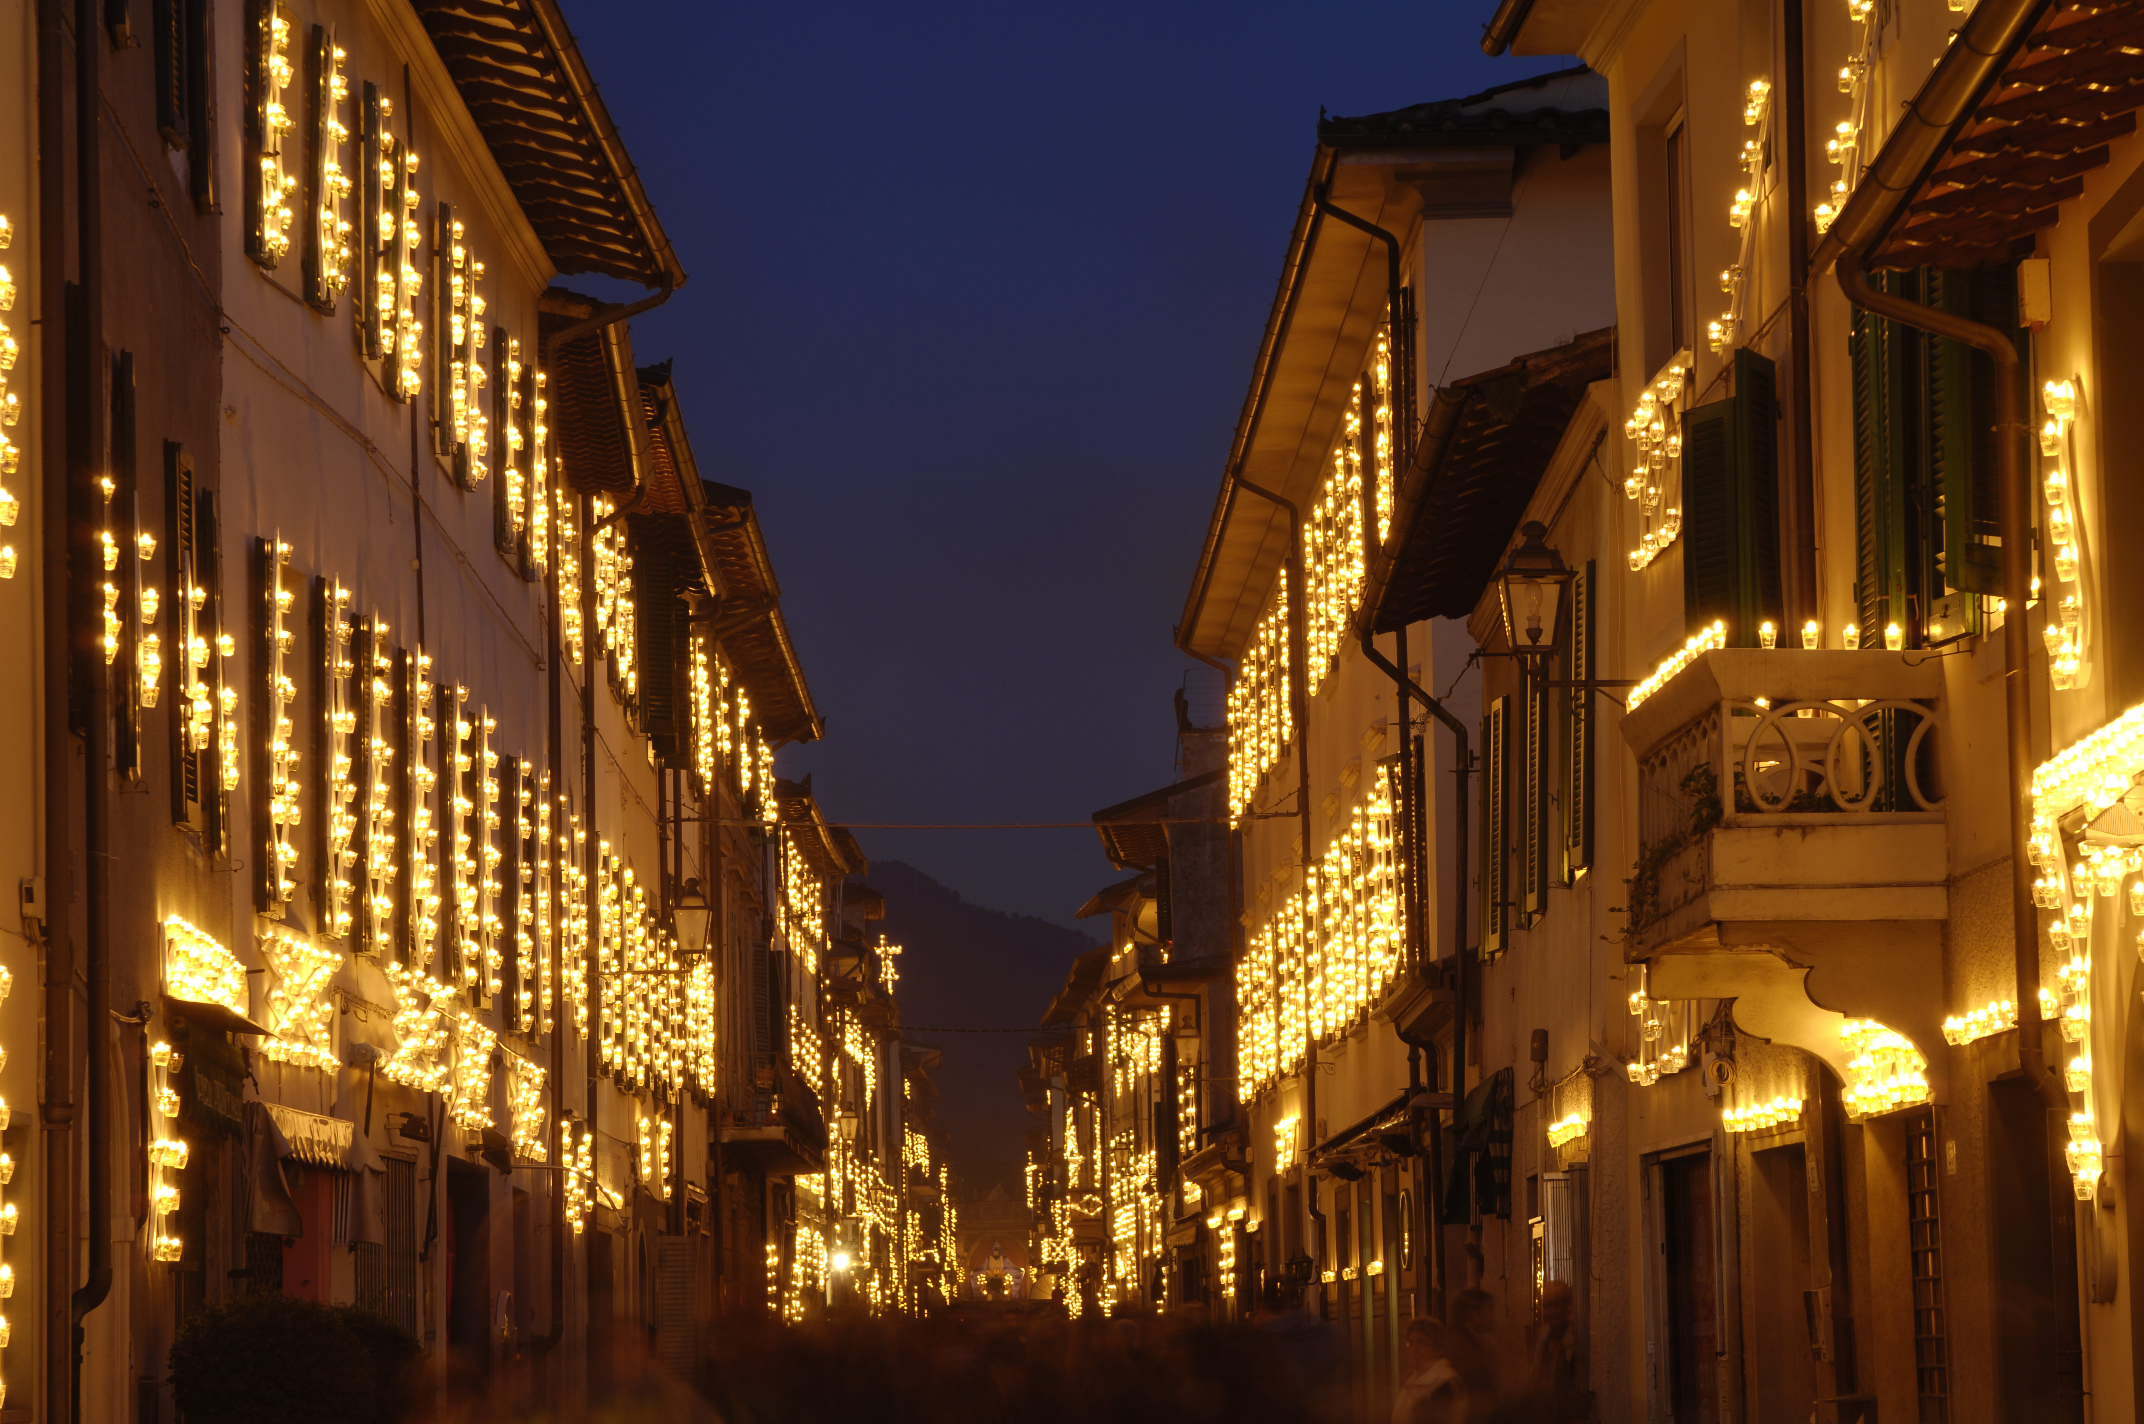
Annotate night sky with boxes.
[563,0,1563,1176]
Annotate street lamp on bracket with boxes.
[1496,521,1574,663]
[672,877,715,960]
[1490,521,1635,697]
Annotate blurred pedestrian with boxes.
[1450,1287,1501,1404]
[1393,1318,1465,1424]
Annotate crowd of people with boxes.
[670,1276,1588,1424]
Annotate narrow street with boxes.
[0,0,2139,1420]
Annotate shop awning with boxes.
[262,1102,358,1170]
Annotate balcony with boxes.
[1619,648,1949,1056]
[722,1065,828,1176]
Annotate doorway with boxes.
[1747,1143,1816,1424]
[1649,1147,1719,1423]
[446,1159,492,1375]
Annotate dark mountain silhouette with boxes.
[867,859,1101,1197]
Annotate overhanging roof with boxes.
[1074,875,1151,922]
[1319,68,1606,150]
[698,481,822,745]
[1870,1,2144,269]
[778,780,860,880]
[1178,72,1608,662]
[409,0,685,289]
[1372,326,1614,630]
[1090,769,1224,871]
[633,364,820,745]
[1042,947,1111,1027]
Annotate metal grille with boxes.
[1907,1109,1950,1421]
[244,1232,286,1295]
[358,1157,421,1335]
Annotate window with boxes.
[167,441,231,850]
[1684,348,1783,642]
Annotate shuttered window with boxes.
[1482,696,1508,956]
[1522,679,1547,921]
[1850,268,2010,644]
[1563,562,1595,881]
[1683,348,1782,643]
[112,352,144,782]
[167,443,230,851]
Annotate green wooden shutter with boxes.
[1684,349,1783,643]
[1734,349,1783,630]
[1851,281,1911,638]
[1482,697,1508,956]
[1924,267,2009,599]
[1563,563,1595,880]
[1683,396,1738,630]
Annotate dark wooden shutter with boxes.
[153,0,189,144]
[434,202,458,466]
[438,682,462,989]
[311,576,332,930]
[1523,679,1547,921]
[112,353,143,781]
[251,537,280,913]
[358,83,386,361]
[1482,696,1508,956]
[500,755,523,1030]
[185,0,219,212]
[1683,349,1783,643]
[635,533,695,769]
[303,25,339,311]
[654,1236,696,1373]
[243,0,270,265]
[200,489,231,854]
[493,325,520,563]
[168,445,203,826]
[1563,562,1595,880]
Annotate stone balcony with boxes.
[721,1065,828,1176]
[1619,647,1950,1066]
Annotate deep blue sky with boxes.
[564,1,1566,933]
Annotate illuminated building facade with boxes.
[1160,65,1614,1416]
[1427,0,2144,1418]
[1132,2,2144,1420]
[4,3,941,1420]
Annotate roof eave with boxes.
[525,0,688,289]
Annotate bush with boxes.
[170,1295,418,1424]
